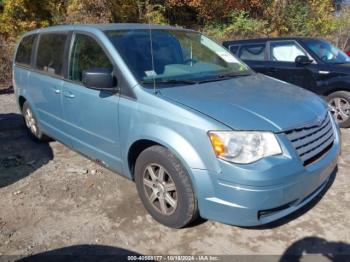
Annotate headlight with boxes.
[208,131,282,164]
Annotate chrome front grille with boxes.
[285,113,334,165]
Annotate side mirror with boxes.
[82,68,118,92]
[295,55,313,65]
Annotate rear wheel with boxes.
[23,102,49,141]
[134,145,198,228]
[327,91,350,128]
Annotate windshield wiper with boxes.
[196,72,252,84]
[141,72,252,86]
[141,79,198,85]
[217,72,252,78]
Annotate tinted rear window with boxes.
[15,35,36,66]
[239,44,266,61]
[36,33,67,76]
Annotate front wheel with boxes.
[327,91,350,128]
[134,146,198,228]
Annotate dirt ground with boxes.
[0,92,350,260]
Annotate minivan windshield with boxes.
[304,39,350,64]
[105,29,251,86]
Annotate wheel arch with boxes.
[127,139,161,180]
[126,127,209,183]
[18,95,27,111]
[323,87,350,97]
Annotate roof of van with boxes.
[23,23,193,35]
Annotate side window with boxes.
[270,41,307,62]
[15,35,36,66]
[239,44,266,61]
[228,45,239,55]
[36,33,67,76]
[69,34,112,82]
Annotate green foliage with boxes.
[281,0,310,35]
[66,0,112,24]
[0,0,348,85]
[144,4,167,24]
[109,0,139,23]
[204,11,268,41]
[0,0,342,40]
[0,0,58,38]
[307,0,337,36]
[224,11,268,37]
[332,6,350,49]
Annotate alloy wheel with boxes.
[142,163,177,216]
[328,97,350,124]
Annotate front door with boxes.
[267,40,318,91]
[62,33,122,172]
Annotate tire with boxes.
[134,145,199,228]
[326,91,350,128]
[22,101,49,141]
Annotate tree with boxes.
[165,0,272,26]
[307,0,336,35]
[65,0,112,24]
[109,0,139,23]
[333,6,350,49]
[0,0,64,38]
[132,0,167,24]
[0,0,4,12]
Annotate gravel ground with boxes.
[0,92,350,260]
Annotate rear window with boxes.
[15,35,36,66]
[36,33,67,76]
[239,44,266,61]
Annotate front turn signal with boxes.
[209,133,225,157]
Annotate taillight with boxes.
[347,51,350,57]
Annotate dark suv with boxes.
[223,37,350,127]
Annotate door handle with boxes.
[53,88,61,94]
[63,91,75,99]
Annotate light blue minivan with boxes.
[13,24,341,228]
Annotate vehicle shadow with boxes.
[17,244,146,262]
[241,166,338,230]
[0,113,53,188]
[280,237,350,262]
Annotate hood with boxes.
[318,62,350,75]
[334,62,350,74]
[159,74,327,132]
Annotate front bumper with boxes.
[192,125,341,226]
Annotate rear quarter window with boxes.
[228,45,239,54]
[36,33,68,76]
[15,35,36,66]
[239,44,266,61]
